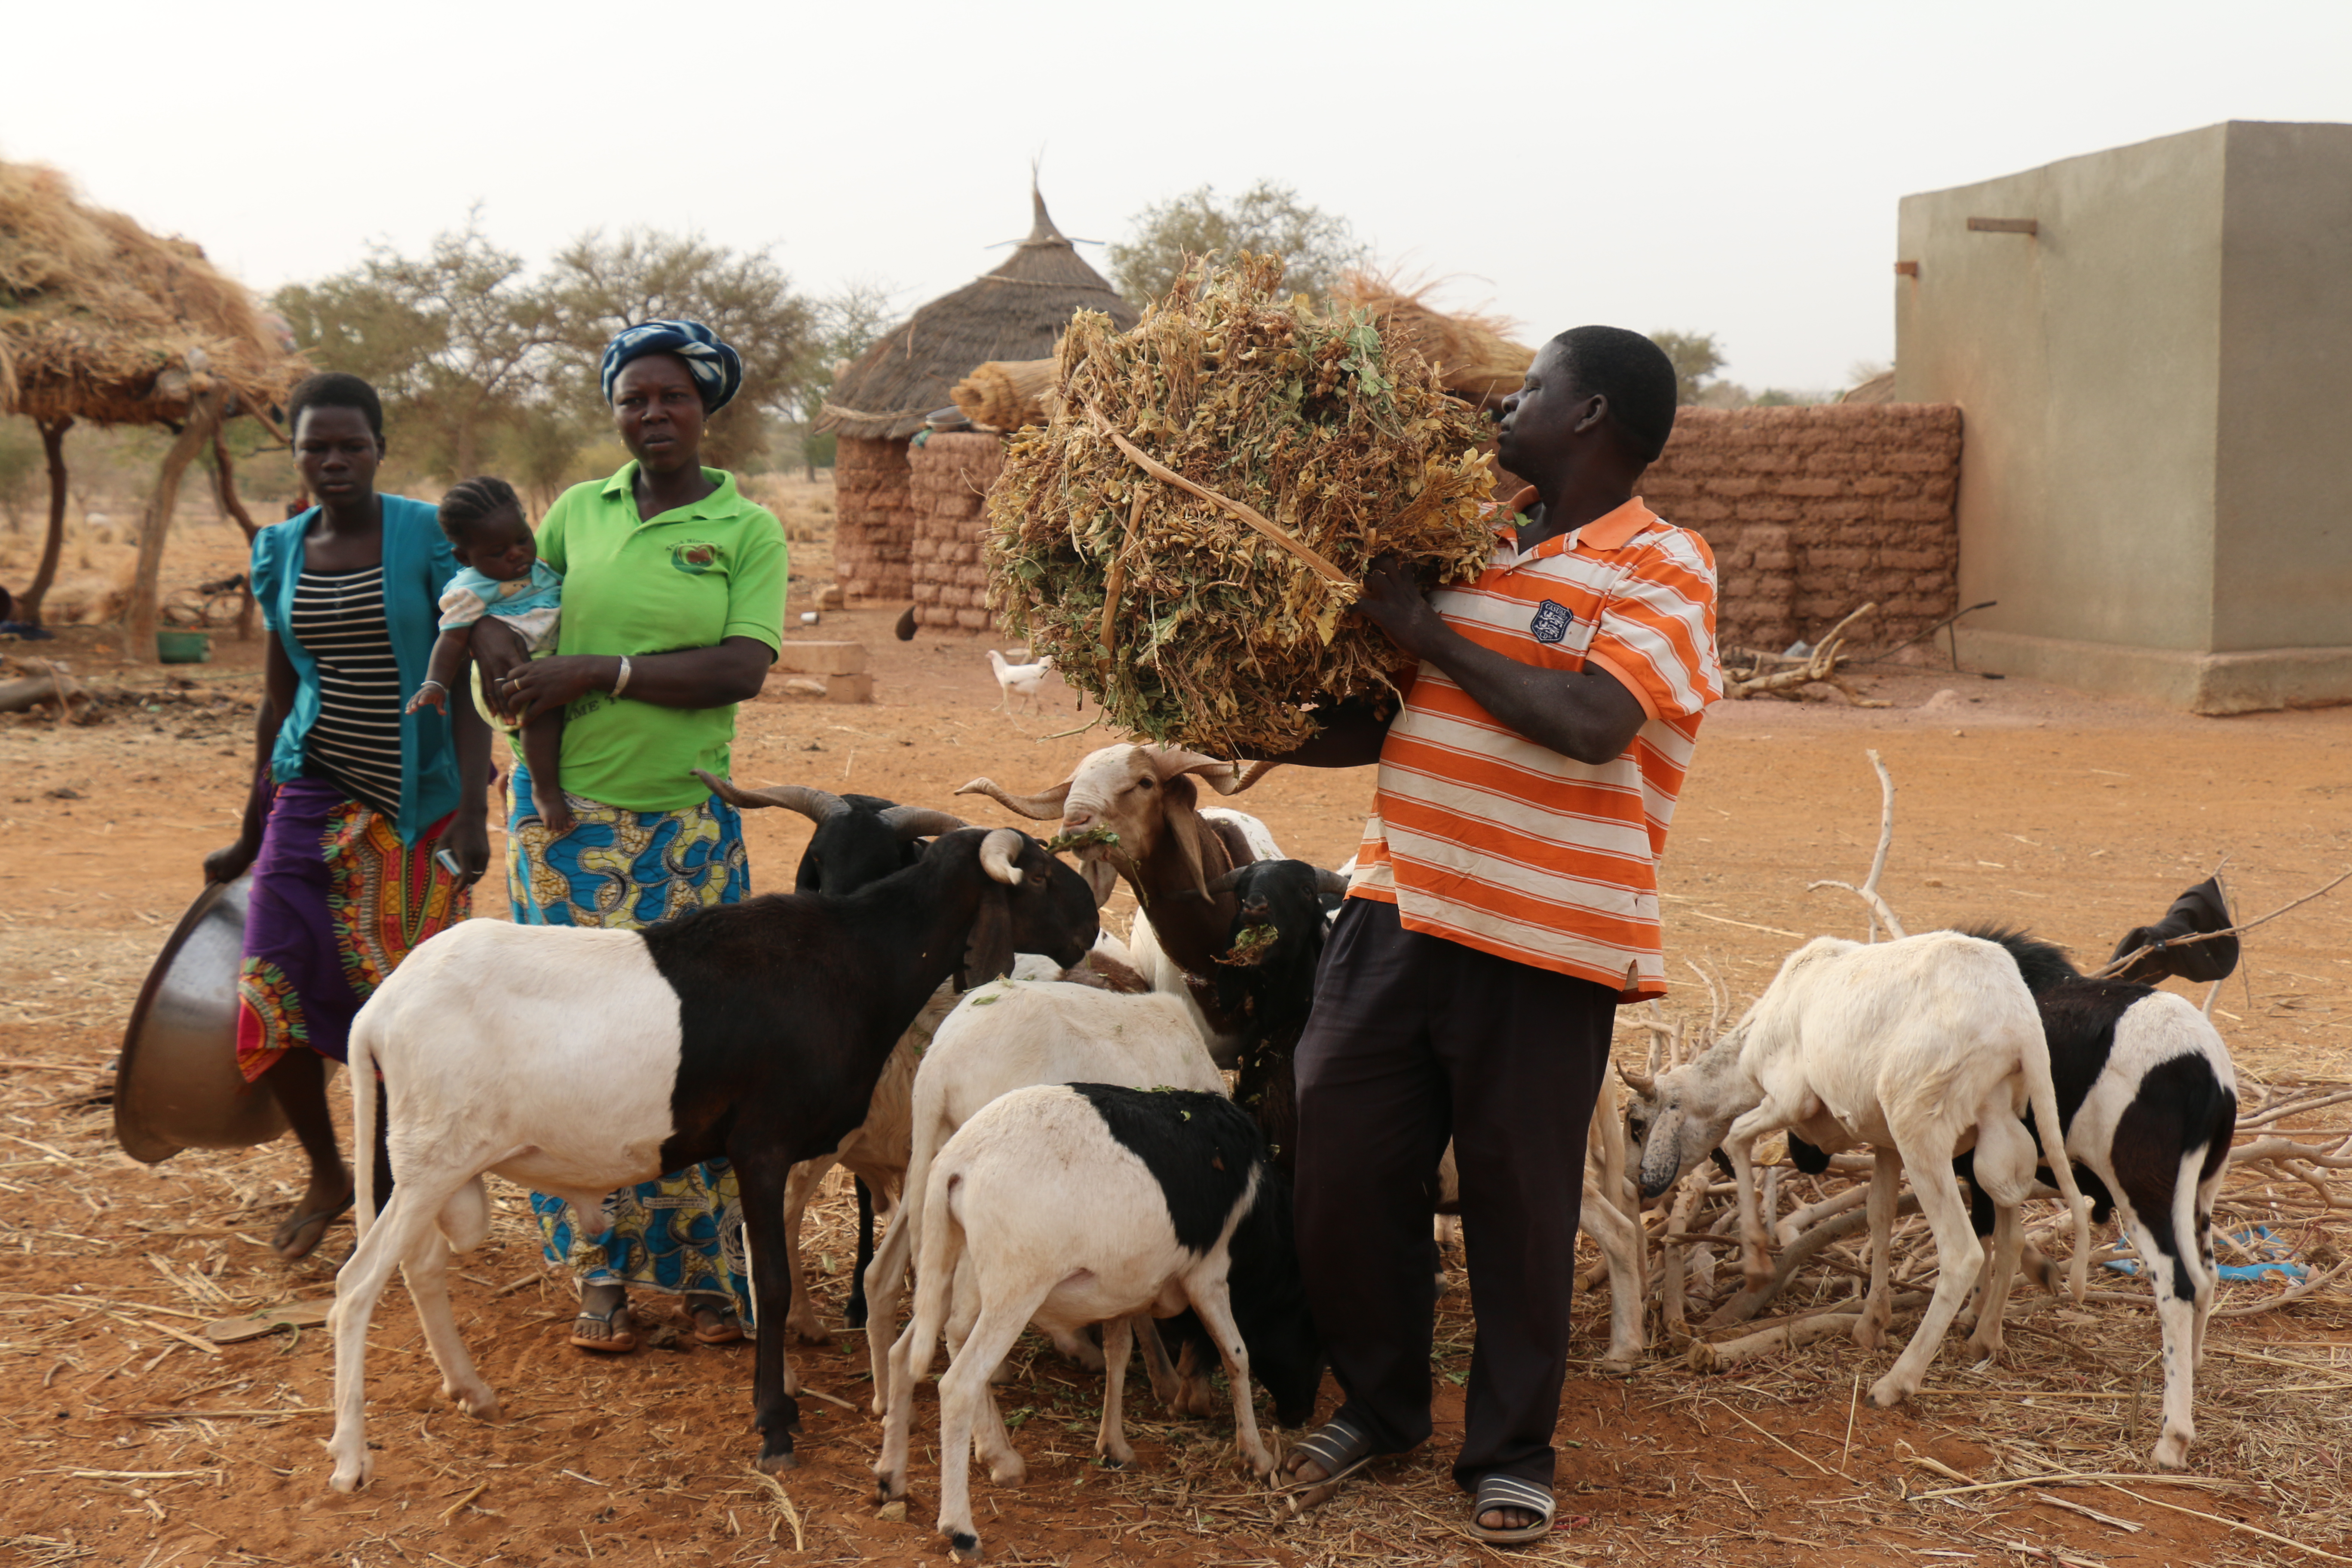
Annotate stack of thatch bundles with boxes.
[984,253,1497,756]
[950,357,1059,431]
[909,432,1005,630]
[1327,270,1533,409]
[0,162,298,424]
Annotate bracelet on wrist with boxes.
[612,655,634,697]
[417,680,447,695]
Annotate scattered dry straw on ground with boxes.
[985,252,1497,756]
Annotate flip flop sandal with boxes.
[1469,1473,1556,1545]
[568,1300,639,1354]
[270,1191,355,1262]
[686,1296,744,1345]
[1274,1415,1379,1516]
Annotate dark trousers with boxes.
[1293,897,1615,1492]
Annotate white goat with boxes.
[1626,930,2092,1409]
[861,978,1226,1407]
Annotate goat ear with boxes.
[1160,776,1212,900]
[1080,858,1119,908]
[959,889,1016,991]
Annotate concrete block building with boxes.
[1895,120,2352,712]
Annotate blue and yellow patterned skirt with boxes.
[508,765,752,1309]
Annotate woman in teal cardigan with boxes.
[204,373,493,1260]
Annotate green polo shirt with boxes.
[538,462,786,812]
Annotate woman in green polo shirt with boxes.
[478,320,786,1353]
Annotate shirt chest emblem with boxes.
[670,541,721,574]
[1530,599,1574,645]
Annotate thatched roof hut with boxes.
[1,162,300,427]
[1,159,303,647]
[818,188,1137,444]
[820,188,1137,603]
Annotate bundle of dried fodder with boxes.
[983,253,1497,755]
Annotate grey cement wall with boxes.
[1895,121,2352,712]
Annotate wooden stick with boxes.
[1082,401,1351,587]
[2096,1481,2352,1563]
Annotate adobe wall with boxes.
[833,435,913,602]
[908,432,1005,631]
[1639,403,1963,656]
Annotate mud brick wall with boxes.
[833,435,914,602]
[1640,404,1963,655]
[908,432,1006,631]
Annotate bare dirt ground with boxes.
[3,484,2351,1567]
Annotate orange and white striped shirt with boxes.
[1349,490,1721,999]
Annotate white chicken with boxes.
[986,648,1053,713]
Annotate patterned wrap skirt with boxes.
[508,763,753,1309]
[236,777,470,1082]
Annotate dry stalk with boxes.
[1723,602,1880,700]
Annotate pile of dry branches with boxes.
[983,253,1496,755]
[1722,601,1886,704]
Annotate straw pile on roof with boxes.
[818,189,1138,442]
[0,160,301,427]
[985,253,1497,756]
[1328,269,1533,408]
[949,356,1058,431]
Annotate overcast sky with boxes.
[8,0,2347,394]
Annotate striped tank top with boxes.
[290,565,404,820]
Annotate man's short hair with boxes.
[1550,327,1678,465]
[286,372,385,442]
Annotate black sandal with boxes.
[1274,1415,1379,1516]
[1470,1473,1555,1544]
[686,1293,744,1345]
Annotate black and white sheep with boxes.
[860,978,1228,1407]
[873,1083,1322,1563]
[325,827,1097,1490]
[1952,926,2238,1469]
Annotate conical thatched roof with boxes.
[0,160,303,427]
[818,187,1138,441]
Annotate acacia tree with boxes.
[792,279,898,476]
[273,212,554,480]
[1651,330,1727,406]
[1107,181,1367,308]
[541,229,815,471]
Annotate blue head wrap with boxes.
[600,319,744,413]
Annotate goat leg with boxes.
[733,1152,804,1471]
[846,1176,875,1328]
[1853,1148,1899,1352]
[1096,1316,1137,1467]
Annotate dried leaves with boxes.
[983,253,1496,755]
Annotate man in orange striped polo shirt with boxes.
[1265,327,1720,1541]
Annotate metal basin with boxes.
[114,875,293,1163]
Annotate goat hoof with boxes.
[328,1454,373,1493]
[2153,1434,2191,1470]
[844,1301,870,1329]
[949,1529,983,1562]
[756,1447,799,1474]
[1866,1376,1908,1410]
[788,1321,835,1347]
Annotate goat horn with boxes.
[1618,1064,1657,1097]
[955,776,1072,820]
[978,828,1027,886]
[1204,866,1251,897]
[879,805,968,842]
[694,769,845,824]
[1313,867,1351,896]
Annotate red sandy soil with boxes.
[2,531,2349,1566]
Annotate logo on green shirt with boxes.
[671,541,722,574]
